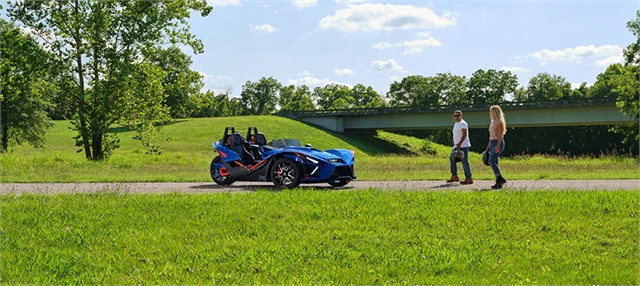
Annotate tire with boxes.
[210,156,231,185]
[328,179,351,188]
[270,158,303,188]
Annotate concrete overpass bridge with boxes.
[277,98,637,133]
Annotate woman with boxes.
[485,105,507,189]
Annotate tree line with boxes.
[1,1,638,160]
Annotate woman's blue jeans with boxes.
[450,147,472,179]
[489,139,505,178]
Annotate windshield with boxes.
[269,138,302,148]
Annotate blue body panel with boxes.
[212,139,357,185]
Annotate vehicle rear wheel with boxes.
[328,179,350,187]
[270,158,302,188]
[210,156,231,185]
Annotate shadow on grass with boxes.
[189,183,351,192]
[108,119,191,134]
[292,120,416,156]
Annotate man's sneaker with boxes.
[446,175,460,183]
[460,178,474,185]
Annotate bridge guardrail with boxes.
[277,98,619,117]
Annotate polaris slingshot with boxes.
[210,127,357,188]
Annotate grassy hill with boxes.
[0,115,637,182]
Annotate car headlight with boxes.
[305,156,319,164]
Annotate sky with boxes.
[187,0,637,97]
[3,0,638,98]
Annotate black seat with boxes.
[229,133,257,165]
[254,133,267,145]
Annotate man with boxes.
[447,110,473,184]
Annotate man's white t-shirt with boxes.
[453,119,471,148]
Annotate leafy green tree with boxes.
[386,75,442,107]
[8,0,212,160]
[279,84,315,112]
[467,69,518,104]
[570,82,590,99]
[0,19,55,152]
[145,46,204,118]
[623,10,640,65]
[313,84,354,110]
[515,72,571,101]
[240,77,281,115]
[609,11,640,154]
[351,84,387,108]
[431,73,468,105]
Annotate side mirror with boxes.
[305,143,312,147]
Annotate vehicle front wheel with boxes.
[328,179,351,187]
[270,158,303,188]
[210,156,231,185]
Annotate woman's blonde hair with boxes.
[490,105,507,134]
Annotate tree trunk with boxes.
[92,133,102,160]
[74,0,92,160]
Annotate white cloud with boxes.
[207,0,241,7]
[372,37,442,54]
[334,68,354,75]
[371,59,404,71]
[335,0,365,3]
[522,44,623,65]
[287,71,351,87]
[319,3,457,32]
[594,55,624,67]
[540,61,548,66]
[197,70,213,80]
[400,38,442,54]
[291,0,317,9]
[251,24,279,33]
[415,31,431,38]
[372,41,401,50]
[389,75,402,82]
[215,75,234,81]
[500,66,531,73]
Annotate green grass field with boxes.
[1,116,638,182]
[1,115,638,284]
[1,189,637,284]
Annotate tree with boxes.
[351,84,387,108]
[610,11,640,154]
[8,0,212,160]
[516,72,571,101]
[570,82,589,99]
[313,83,354,110]
[279,84,315,112]
[0,19,55,152]
[588,64,631,99]
[240,77,281,115]
[623,10,640,65]
[431,73,468,105]
[145,45,204,118]
[467,69,518,104]
[386,75,442,107]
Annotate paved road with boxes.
[2,180,639,195]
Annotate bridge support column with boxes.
[298,116,344,133]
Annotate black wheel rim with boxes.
[274,162,297,186]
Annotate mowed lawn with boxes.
[1,116,638,183]
[1,189,638,284]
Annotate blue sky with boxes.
[3,0,638,98]
[189,0,638,97]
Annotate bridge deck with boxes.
[277,98,637,132]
